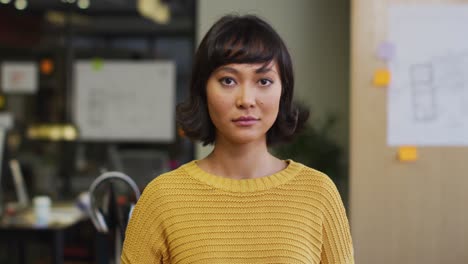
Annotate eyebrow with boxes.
[255,67,276,74]
[215,66,278,75]
[216,66,238,74]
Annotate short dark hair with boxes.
[176,14,309,146]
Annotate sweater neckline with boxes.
[182,159,302,193]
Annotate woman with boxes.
[121,14,353,264]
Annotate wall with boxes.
[195,0,350,159]
[350,0,468,263]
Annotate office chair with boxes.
[89,171,141,264]
[88,171,140,233]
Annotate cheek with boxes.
[260,93,281,115]
[207,95,231,120]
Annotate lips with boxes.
[232,116,259,126]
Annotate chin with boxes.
[227,133,267,145]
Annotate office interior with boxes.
[2,0,351,263]
[2,0,467,264]
[1,1,196,263]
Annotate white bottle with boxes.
[33,196,51,226]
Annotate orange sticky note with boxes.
[398,146,418,162]
[373,69,391,87]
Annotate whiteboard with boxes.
[388,5,468,146]
[73,61,175,142]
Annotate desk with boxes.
[0,203,87,264]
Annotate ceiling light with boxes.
[137,0,170,24]
[77,0,89,9]
[14,0,27,10]
[0,0,11,4]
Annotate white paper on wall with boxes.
[73,60,175,142]
[1,62,38,94]
[388,5,468,146]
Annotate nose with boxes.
[236,86,256,109]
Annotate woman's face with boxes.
[206,62,282,145]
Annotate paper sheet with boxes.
[1,62,38,94]
[388,5,468,146]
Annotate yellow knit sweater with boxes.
[121,160,354,264]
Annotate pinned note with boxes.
[397,146,418,162]
[40,59,54,75]
[1,62,38,94]
[373,69,391,87]
[92,58,103,71]
[377,42,395,61]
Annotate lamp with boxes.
[137,0,170,24]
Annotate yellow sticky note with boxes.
[92,58,103,71]
[398,146,418,162]
[373,69,391,87]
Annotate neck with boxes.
[199,137,285,180]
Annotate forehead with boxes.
[213,62,279,74]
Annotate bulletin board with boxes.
[350,1,468,263]
[73,60,175,142]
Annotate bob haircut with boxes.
[176,14,309,146]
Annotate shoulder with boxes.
[148,163,189,184]
[288,160,342,203]
[133,162,190,206]
[142,162,193,195]
[291,160,338,190]
[290,161,347,220]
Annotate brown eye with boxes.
[259,79,273,86]
[219,77,236,86]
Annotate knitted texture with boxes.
[121,160,354,264]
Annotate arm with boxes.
[121,183,166,264]
[320,177,354,264]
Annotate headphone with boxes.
[88,171,141,233]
